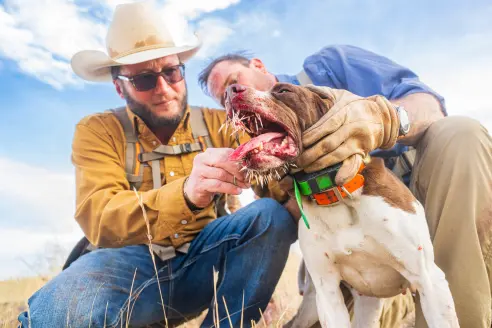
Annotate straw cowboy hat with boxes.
[71,1,201,82]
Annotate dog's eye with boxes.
[277,88,290,94]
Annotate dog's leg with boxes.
[347,285,384,328]
[376,235,459,328]
[284,260,321,328]
[283,268,321,328]
[358,199,460,328]
[386,231,459,327]
[299,224,351,328]
[404,257,459,328]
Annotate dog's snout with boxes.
[228,84,247,95]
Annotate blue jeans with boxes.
[18,198,297,327]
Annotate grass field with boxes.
[0,251,304,328]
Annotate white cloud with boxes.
[163,0,240,19]
[0,0,241,89]
[195,18,234,59]
[100,0,240,19]
[0,228,81,279]
[101,0,137,11]
[0,157,77,232]
[0,157,82,279]
[193,11,281,59]
[0,0,105,89]
[233,11,278,35]
[389,31,492,132]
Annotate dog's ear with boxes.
[305,84,335,118]
[305,84,336,101]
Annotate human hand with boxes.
[184,148,251,209]
[296,85,400,185]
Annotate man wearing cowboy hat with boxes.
[18,2,299,327]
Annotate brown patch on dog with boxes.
[362,157,417,214]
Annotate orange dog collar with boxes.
[293,163,365,206]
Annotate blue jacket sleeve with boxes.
[303,45,447,114]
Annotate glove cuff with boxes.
[376,96,400,149]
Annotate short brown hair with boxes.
[110,66,120,81]
[197,51,252,96]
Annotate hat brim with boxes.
[71,43,201,82]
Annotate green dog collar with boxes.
[291,162,343,229]
[292,162,343,197]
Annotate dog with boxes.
[223,83,459,328]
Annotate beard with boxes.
[121,85,188,129]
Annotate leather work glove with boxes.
[295,85,400,185]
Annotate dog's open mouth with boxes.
[223,102,299,184]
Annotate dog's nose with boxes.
[228,83,247,95]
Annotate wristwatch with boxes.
[395,105,410,137]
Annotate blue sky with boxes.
[0,0,491,279]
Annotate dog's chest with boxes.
[299,193,420,297]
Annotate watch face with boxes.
[399,107,410,134]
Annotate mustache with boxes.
[121,85,188,129]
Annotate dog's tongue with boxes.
[230,132,286,161]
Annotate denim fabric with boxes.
[18,198,297,327]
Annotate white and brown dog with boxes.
[224,83,459,328]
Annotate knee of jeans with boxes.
[250,198,296,241]
[24,279,124,327]
[22,249,135,327]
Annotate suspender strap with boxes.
[139,143,203,161]
[190,106,213,149]
[110,106,218,195]
[138,107,214,189]
[110,107,144,190]
[151,160,162,189]
[296,69,313,86]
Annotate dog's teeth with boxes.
[258,114,263,128]
[258,142,263,151]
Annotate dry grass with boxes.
[0,252,303,328]
[0,275,51,328]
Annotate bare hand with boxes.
[184,148,251,209]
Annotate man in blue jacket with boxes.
[198,45,492,328]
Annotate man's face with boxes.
[207,59,275,107]
[115,55,187,129]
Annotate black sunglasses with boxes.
[117,64,185,92]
